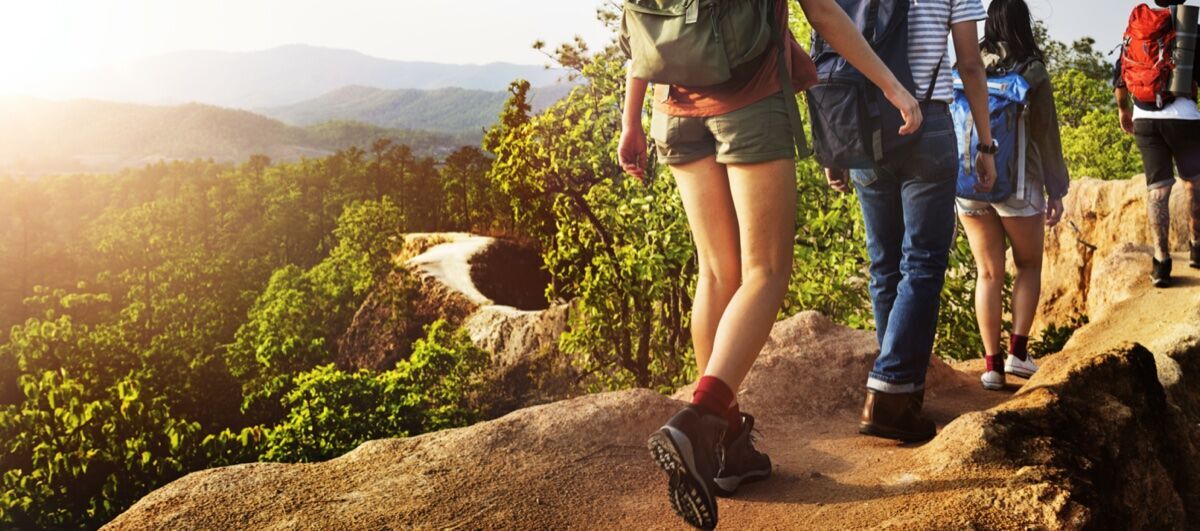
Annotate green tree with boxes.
[260,320,490,463]
[440,146,495,231]
[0,370,206,528]
[228,198,405,409]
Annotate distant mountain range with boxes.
[0,45,578,175]
[0,97,476,176]
[37,45,567,109]
[258,84,573,134]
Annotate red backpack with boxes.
[1121,4,1176,107]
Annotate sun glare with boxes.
[0,2,134,93]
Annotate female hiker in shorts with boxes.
[957,0,1070,391]
[618,0,924,528]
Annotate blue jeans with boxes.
[851,105,959,393]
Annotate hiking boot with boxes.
[859,389,937,443]
[713,413,770,497]
[647,405,727,530]
[1005,353,1039,379]
[1151,257,1172,288]
[1191,241,1199,269]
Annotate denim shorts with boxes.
[955,180,1045,218]
[651,91,796,166]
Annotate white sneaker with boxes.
[1005,354,1038,379]
[980,370,1005,391]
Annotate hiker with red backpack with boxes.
[618,0,926,528]
[1115,0,1200,287]
[951,0,1070,391]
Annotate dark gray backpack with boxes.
[808,0,938,169]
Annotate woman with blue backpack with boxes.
[952,0,1070,391]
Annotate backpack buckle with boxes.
[685,0,699,24]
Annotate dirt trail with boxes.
[608,370,1020,530]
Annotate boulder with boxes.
[1037,175,1191,329]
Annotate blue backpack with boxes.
[951,69,1030,202]
[808,0,939,169]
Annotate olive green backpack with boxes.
[620,0,809,157]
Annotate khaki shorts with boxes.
[651,91,796,166]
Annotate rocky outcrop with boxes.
[335,233,482,370]
[336,232,575,413]
[922,252,1200,528]
[462,304,577,417]
[334,267,476,370]
[110,258,1200,529]
[1037,175,1191,329]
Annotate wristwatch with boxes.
[977,139,999,155]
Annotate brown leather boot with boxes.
[858,389,937,443]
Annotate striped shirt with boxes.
[909,0,987,102]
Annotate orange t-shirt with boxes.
[652,0,818,118]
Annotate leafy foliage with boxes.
[0,370,207,528]
[1036,23,1140,180]
[260,320,491,463]
[489,14,697,391]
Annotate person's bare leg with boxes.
[1184,179,1200,246]
[1000,215,1045,337]
[670,156,741,376]
[1149,184,1173,262]
[959,210,1007,359]
[702,159,796,392]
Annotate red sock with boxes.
[1010,335,1029,361]
[692,376,737,428]
[985,354,1005,373]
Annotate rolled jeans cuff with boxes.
[866,377,924,394]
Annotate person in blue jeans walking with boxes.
[826,0,997,442]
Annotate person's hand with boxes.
[974,152,997,193]
[618,123,648,181]
[825,168,851,193]
[883,85,923,135]
[1118,108,1134,135]
[1046,197,1064,227]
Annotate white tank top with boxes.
[1133,97,1200,120]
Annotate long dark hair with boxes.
[980,0,1045,64]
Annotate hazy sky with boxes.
[0,0,614,93]
[0,0,1191,94]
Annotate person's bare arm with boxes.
[951,20,996,190]
[1115,87,1134,134]
[798,0,922,134]
[619,73,650,180]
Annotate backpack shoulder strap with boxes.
[925,56,944,102]
[1016,109,1027,199]
[772,6,811,159]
